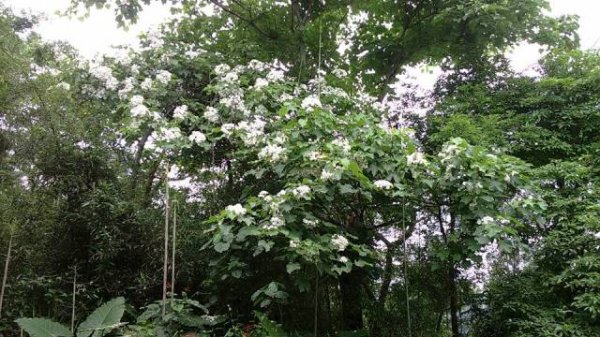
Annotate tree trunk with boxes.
[0,232,14,318]
[448,265,460,337]
[339,270,364,331]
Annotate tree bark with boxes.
[448,265,460,337]
[339,270,364,331]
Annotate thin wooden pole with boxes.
[162,173,170,317]
[171,201,177,298]
[0,232,14,318]
[71,265,77,332]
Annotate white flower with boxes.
[278,93,294,102]
[321,169,334,181]
[184,50,200,58]
[259,144,285,162]
[189,131,206,144]
[214,64,231,75]
[254,77,269,89]
[332,68,348,78]
[266,69,285,82]
[158,127,182,141]
[289,240,299,248]
[131,64,140,75]
[478,216,495,226]
[331,234,349,251]
[301,95,322,111]
[594,232,600,239]
[156,70,172,84]
[264,215,285,230]
[303,219,318,228]
[237,117,266,146]
[223,72,239,84]
[173,105,189,119]
[89,64,118,90]
[226,203,246,216]
[292,185,311,198]
[130,95,144,107]
[131,104,151,118]
[307,151,324,160]
[338,256,349,263]
[221,123,236,136]
[141,78,153,90]
[118,77,135,98]
[56,82,71,91]
[204,106,219,122]
[332,138,351,152]
[248,60,265,71]
[374,180,393,190]
[258,191,269,198]
[407,151,426,165]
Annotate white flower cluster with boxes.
[407,151,427,165]
[331,234,349,251]
[374,180,393,190]
[331,137,351,153]
[173,105,190,119]
[303,218,318,228]
[156,70,172,85]
[157,127,182,142]
[292,185,311,199]
[204,106,219,122]
[189,131,206,144]
[56,82,71,91]
[258,144,286,162]
[89,63,118,90]
[236,117,266,146]
[264,215,285,230]
[477,216,495,226]
[226,203,246,217]
[118,77,135,99]
[301,95,322,112]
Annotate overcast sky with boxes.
[4,0,600,70]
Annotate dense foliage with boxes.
[0,1,598,336]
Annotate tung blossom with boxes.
[189,131,206,144]
[374,180,393,190]
[264,215,285,230]
[56,82,71,91]
[214,64,231,75]
[156,70,172,84]
[407,151,427,165]
[141,78,153,90]
[221,123,235,136]
[173,105,189,119]
[254,77,269,89]
[130,95,144,107]
[331,234,349,251]
[292,185,311,198]
[204,106,219,122]
[301,95,322,111]
[226,203,246,217]
[259,144,285,162]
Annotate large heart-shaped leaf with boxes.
[76,297,125,337]
[16,318,72,337]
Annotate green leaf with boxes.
[16,318,72,337]
[76,297,125,337]
[286,262,301,274]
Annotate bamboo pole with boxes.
[162,173,170,317]
[171,201,177,299]
[0,231,14,318]
[71,265,77,332]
